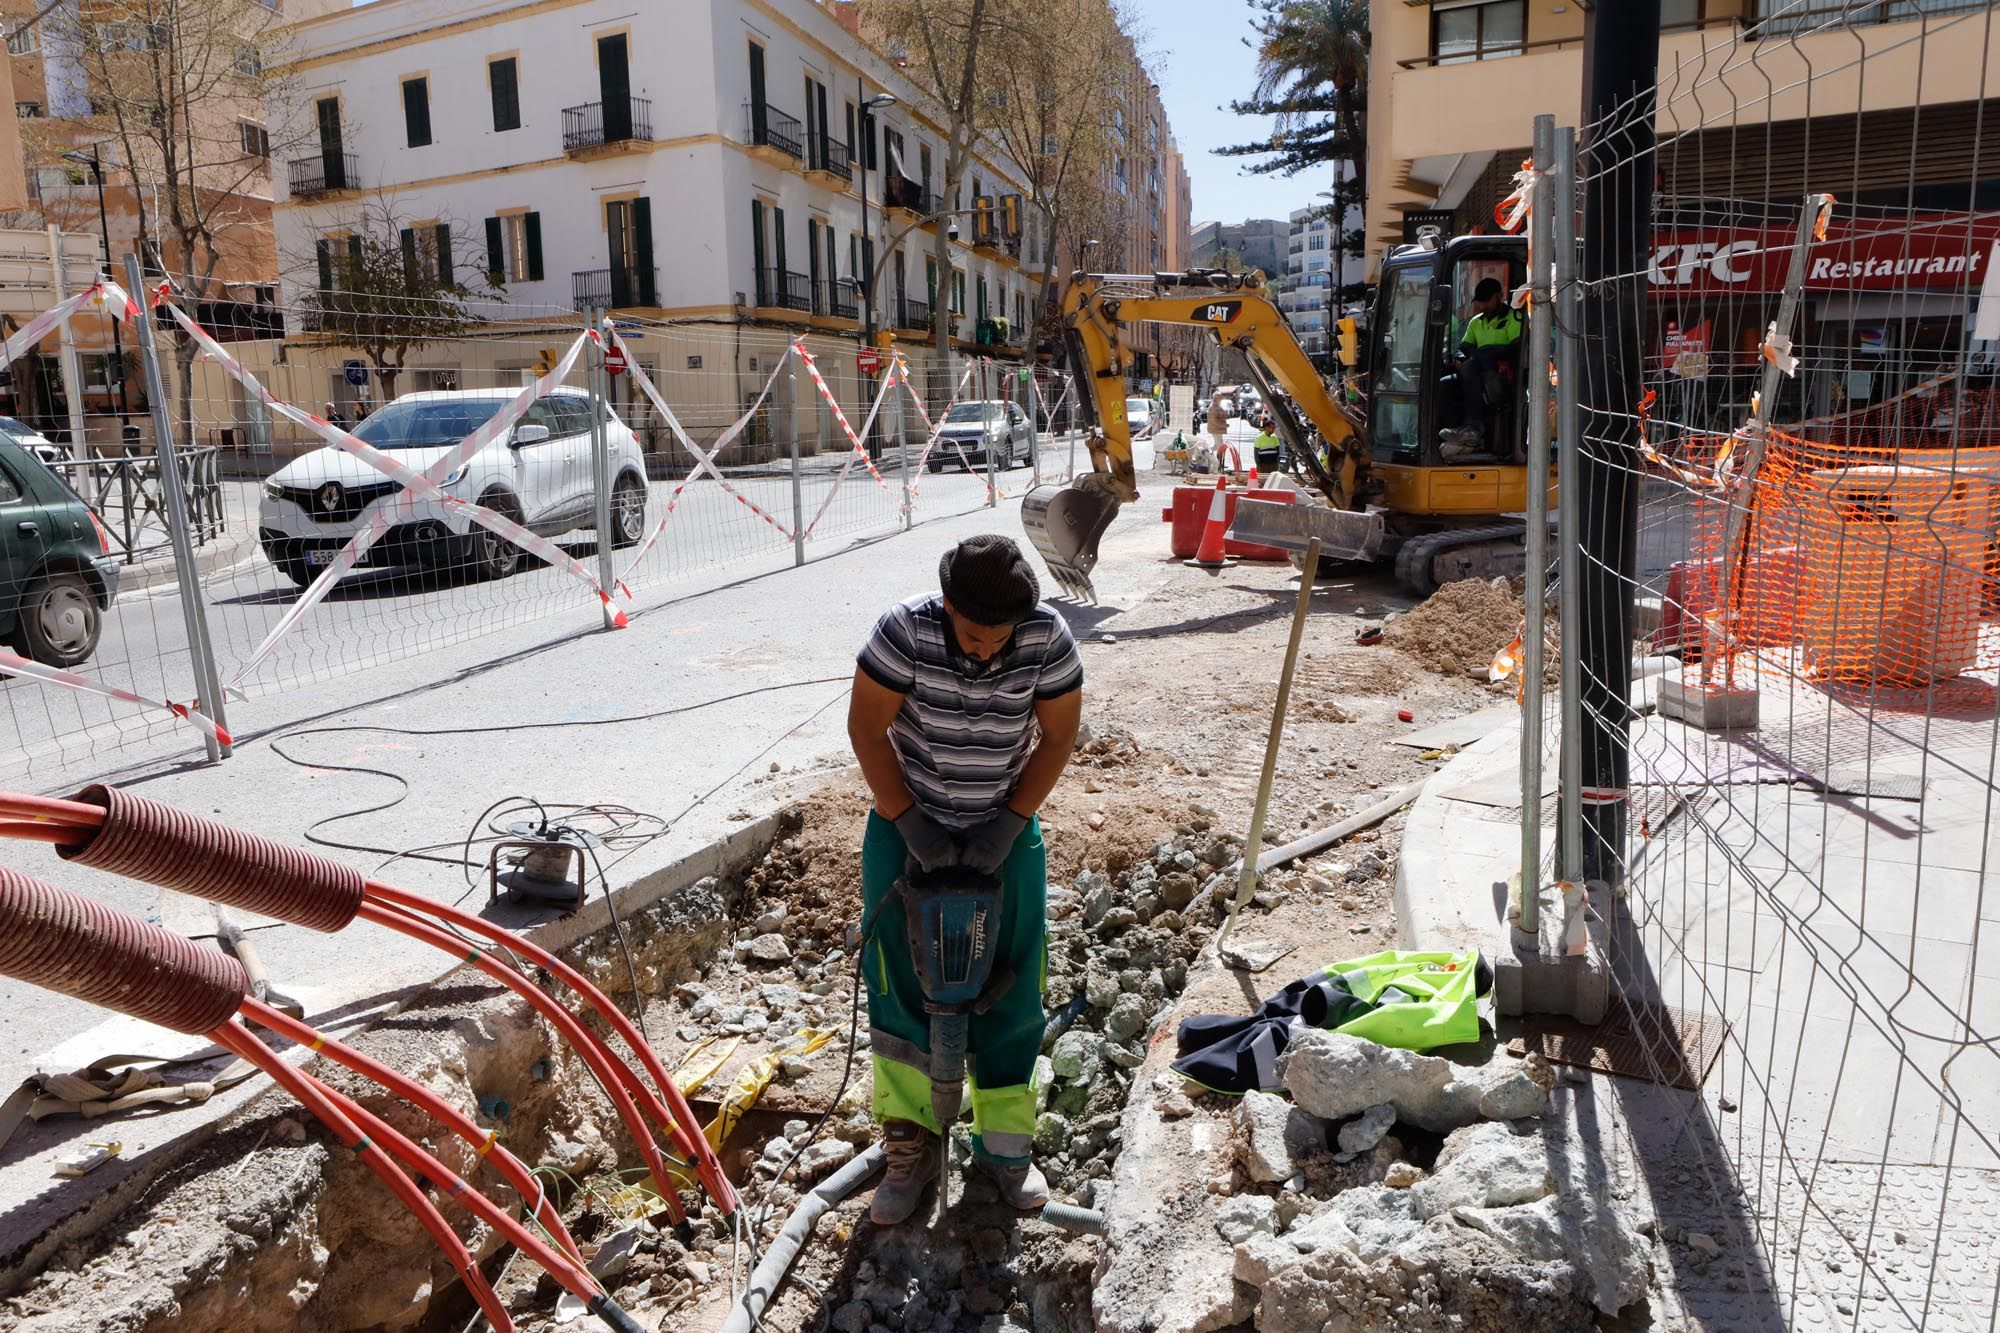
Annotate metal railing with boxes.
[287,152,356,197]
[572,267,659,310]
[822,283,858,321]
[45,445,225,563]
[808,137,853,183]
[561,96,654,151]
[894,297,932,330]
[746,103,803,160]
[754,268,813,313]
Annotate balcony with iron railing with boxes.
[894,296,932,330]
[288,151,357,198]
[572,267,659,310]
[819,282,858,321]
[562,96,654,152]
[807,137,853,184]
[755,267,813,313]
[746,103,804,161]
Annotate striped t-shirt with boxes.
[857,593,1085,830]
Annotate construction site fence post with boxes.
[1552,128,1584,887]
[587,308,617,629]
[47,226,87,462]
[894,359,911,531]
[124,254,229,762]
[787,345,806,567]
[1025,362,1039,484]
[1519,113,1556,937]
[984,357,998,509]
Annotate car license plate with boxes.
[305,549,339,566]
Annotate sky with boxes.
[1144,0,1333,228]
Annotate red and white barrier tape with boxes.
[608,326,798,586]
[1,279,137,367]
[0,651,230,749]
[221,324,597,692]
[895,356,979,505]
[794,341,901,540]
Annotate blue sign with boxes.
[343,360,368,387]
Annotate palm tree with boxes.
[1244,0,1369,314]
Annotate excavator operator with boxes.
[1445,277,1523,457]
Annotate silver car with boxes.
[928,400,1035,472]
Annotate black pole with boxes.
[1573,1,1660,886]
[87,150,130,427]
[857,81,881,460]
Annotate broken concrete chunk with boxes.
[1409,1122,1556,1218]
[747,933,793,962]
[1453,1192,1653,1314]
[795,1138,857,1178]
[1236,1091,1327,1184]
[1104,994,1150,1043]
[1050,1030,1102,1085]
[1336,1103,1397,1155]
[1279,1030,1551,1132]
[1214,1193,1279,1245]
[1232,1234,1298,1289]
[1382,1161,1424,1189]
[1687,1230,1722,1258]
[1085,968,1122,1009]
[753,903,788,933]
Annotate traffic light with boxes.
[1336,317,1359,368]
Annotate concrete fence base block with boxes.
[1493,911,1609,1025]
[1657,676,1760,731]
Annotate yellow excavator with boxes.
[1022,235,1537,601]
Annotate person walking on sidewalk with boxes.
[846,534,1084,1226]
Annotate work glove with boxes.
[894,806,958,875]
[959,808,1029,877]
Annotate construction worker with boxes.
[1252,420,1282,474]
[1444,277,1523,455]
[847,534,1084,1225]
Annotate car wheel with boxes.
[610,473,648,549]
[12,571,101,667]
[928,460,944,474]
[470,492,523,580]
[278,559,319,589]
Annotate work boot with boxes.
[974,1155,1050,1211]
[870,1120,939,1226]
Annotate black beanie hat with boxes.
[939,534,1040,627]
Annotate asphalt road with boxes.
[3,461,1022,786]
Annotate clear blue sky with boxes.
[1144,0,1332,227]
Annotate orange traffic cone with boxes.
[1185,475,1235,570]
[1248,465,1260,486]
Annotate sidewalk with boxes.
[1396,668,2000,1330]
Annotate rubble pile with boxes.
[1382,577,1525,678]
[1182,1030,1649,1332]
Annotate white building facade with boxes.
[269,0,1041,353]
[1278,189,1365,359]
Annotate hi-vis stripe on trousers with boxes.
[861,811,1047,1165]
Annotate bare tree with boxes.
[53,0,305,443]
[287,201,502,403]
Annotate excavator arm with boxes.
[1023,270,1377,600]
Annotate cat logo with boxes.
[1196,301,1243,324]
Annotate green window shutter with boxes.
[315,238,332,291]
[434,223,452,282]
[400,227,418,287]
[524,212,543,282]
[751,199,766,303]
[346,234,363,284]
[485,216,504,281]
[774,207,787,276]
[403,78,431,147]
[490,58,519,132]
[632,197,654,305]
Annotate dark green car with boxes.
[0,433,121,666]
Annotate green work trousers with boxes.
[861,810,1047,1165]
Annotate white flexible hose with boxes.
[716,1145,886,1333]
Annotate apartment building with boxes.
[269,0,1040,364]
[1277,197,1365,359]
[1370,2,2000,414]
[1191,218,1287,280]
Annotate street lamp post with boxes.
[856,87,897,460]
[64,146,130,427]
[1317,181,1343,371]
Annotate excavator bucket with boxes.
[1022,483,1119,603]
[1226,499,1385,564]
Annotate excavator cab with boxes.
[1364,235,1531,517]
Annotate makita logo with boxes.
[1649,240,1759,285]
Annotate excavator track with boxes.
[1393,521,1533,596]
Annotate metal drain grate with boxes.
[1508,999,1728,1091]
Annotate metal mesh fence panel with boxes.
[1560,5,2000,1328]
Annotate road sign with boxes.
[343,360,368,387]
[603,344,628,377]
[857,347,881,375]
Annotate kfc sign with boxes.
[1649,212,2000,295]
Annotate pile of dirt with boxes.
[1383,578,1524,678]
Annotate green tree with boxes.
[1216,0,1370,300]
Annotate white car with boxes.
[1125,396,1161,439]
[0,416,62,465]
[927,400,1035,472]
[258,387,649,587]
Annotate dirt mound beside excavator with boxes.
[1383,579,1523,678]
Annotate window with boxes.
[489,57,520,132]
[402,77,432,148]
[1432,0,1524,63]
[15,101,40,118]
[1661,0,1705,27]
[919,143,932,191]
[485,212,544,283]
[951,267,965,315]
[0,461,20,505]
[234,42,262,76]
[240,122,269,158]
[400,223,452,285]
[547,395,594,437]
[6,24,35,55]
